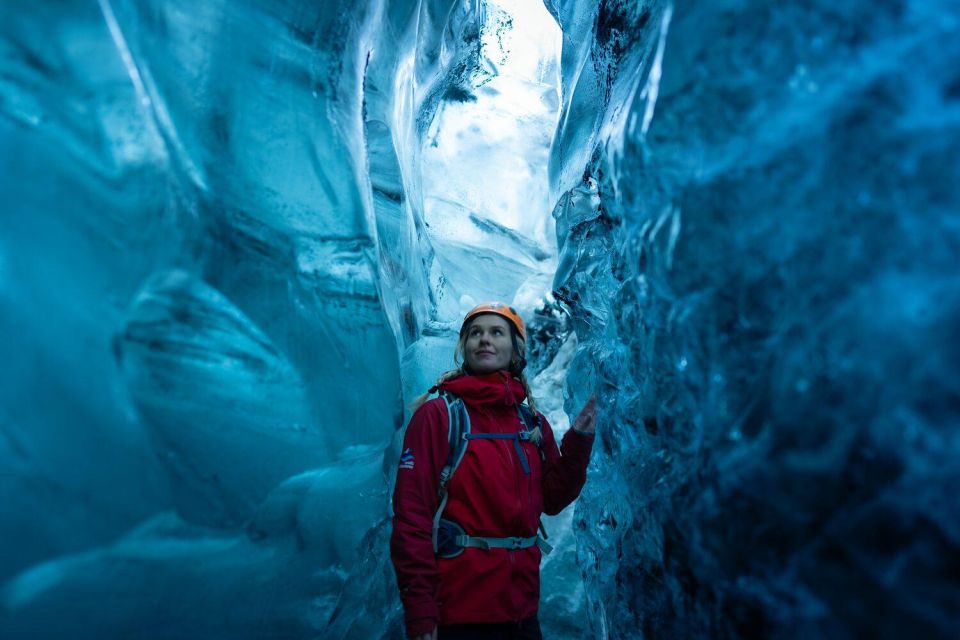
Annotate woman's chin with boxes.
[467,360,502,375]
[471,367,496,375]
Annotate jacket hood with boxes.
[439,372,526,407]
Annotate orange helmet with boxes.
[460,302,526,341]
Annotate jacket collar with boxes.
[439,371,526,407]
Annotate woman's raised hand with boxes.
[571,395,597,435]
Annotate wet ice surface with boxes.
[1,0,563,637]
[549,1,960,637]
[2,0,958,638]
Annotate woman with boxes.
[391,302,596,640]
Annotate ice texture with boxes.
[1,0,564,637]
[2,0,958,638]
[548,0,960,638]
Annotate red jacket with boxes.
[390,372,594,637]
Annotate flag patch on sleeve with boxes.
[399,448,415,470]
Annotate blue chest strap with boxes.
[465,430,537,474]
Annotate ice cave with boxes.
[1,0,958,638]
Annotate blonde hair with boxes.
[409,319,537,413]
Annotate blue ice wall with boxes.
[2,0,557,637]
[548,0,960,637]
[1,0,454,636]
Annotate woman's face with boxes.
[463,314,514,375]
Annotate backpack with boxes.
[431,390,553,558]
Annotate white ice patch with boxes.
[421,0,562,309]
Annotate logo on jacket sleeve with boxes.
[399,448,415,470]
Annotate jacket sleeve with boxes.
[540,413,595,516]
[390,400,449,638]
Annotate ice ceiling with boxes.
[1,0,958,638]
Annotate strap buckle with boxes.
[536,536,554,555]
[508,537,526,549]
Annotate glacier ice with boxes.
[549,0,960,638]
[118,269,331,527]
[2,0,959,638]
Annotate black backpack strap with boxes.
[517,404,551,546]
[517,404,545,461]
[432,391,470,554]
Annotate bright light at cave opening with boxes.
[421,0,562,270]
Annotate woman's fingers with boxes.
[573,395,597,434]
[585,394,597,414]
